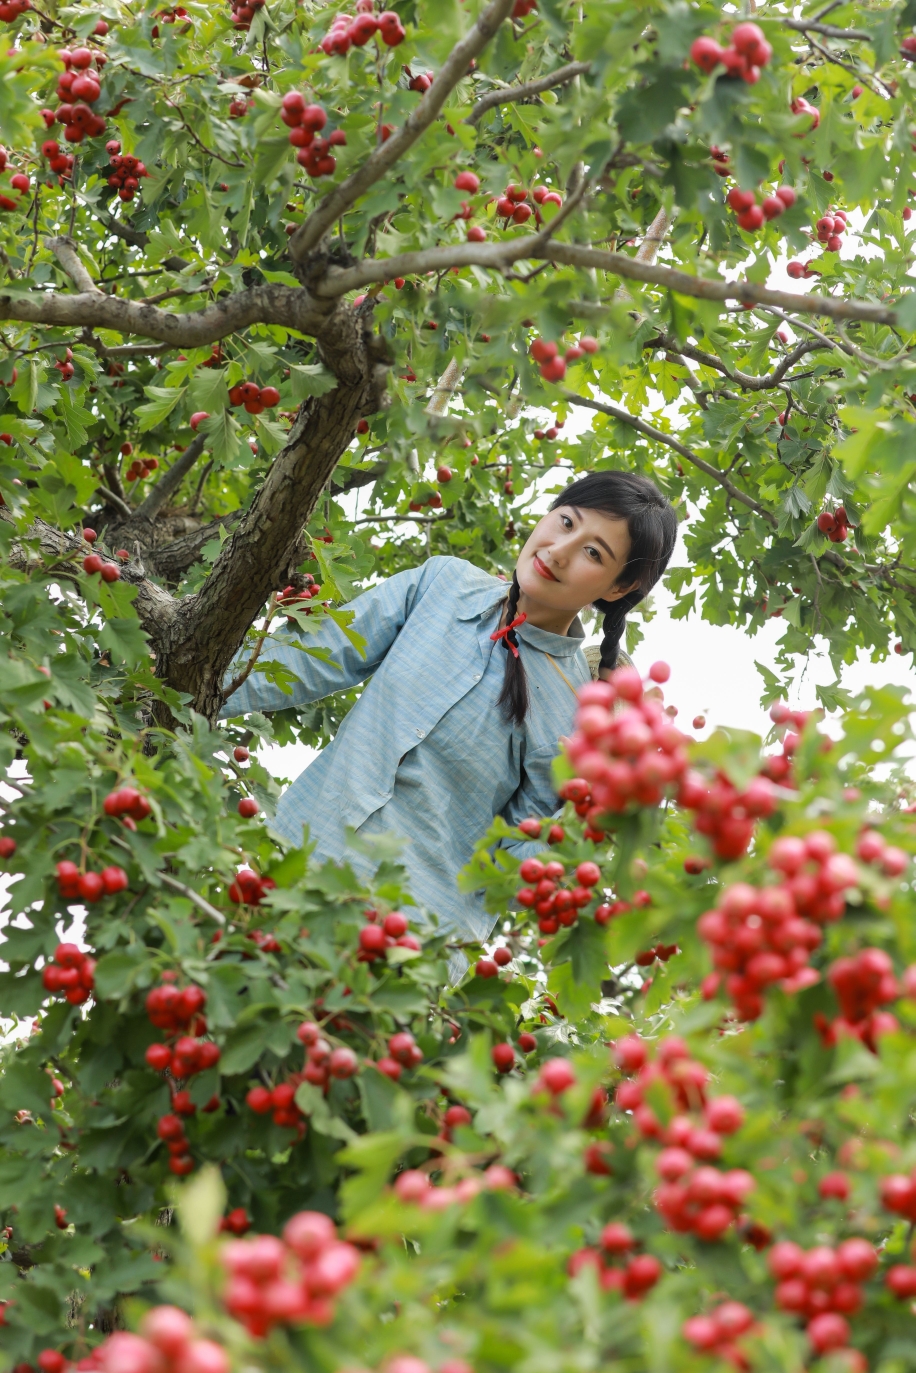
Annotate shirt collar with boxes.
[459,580,586,659]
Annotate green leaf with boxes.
[288,363,338,400]
[136,385,187,432]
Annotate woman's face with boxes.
[516,505,635,614]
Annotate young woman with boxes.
[221,471,677,943]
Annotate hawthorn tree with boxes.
[7,1,916,1373]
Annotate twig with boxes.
[157,871,226,925]
[648,334,826,391]
[782,19,868,39]
[95,485,133,518]
[223,597,279,700]
[133,432,208,522]
[563,391,777,525]
[466,60,591,125]
[350,512,454,525]
[164,101,246,169]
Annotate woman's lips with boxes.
[533,554,558,582]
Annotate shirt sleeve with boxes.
[219,559,444,719]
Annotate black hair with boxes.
[496,471,677,726]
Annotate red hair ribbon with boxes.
[490,611,527,658]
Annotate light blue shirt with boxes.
[220,556,592,941]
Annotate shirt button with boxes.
[473,673,481,682]
[416,728,425,739]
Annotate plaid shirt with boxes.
[221,556,592,941]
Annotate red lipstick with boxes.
[533,554,558,582]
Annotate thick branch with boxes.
[155,306,390,719]
[318,241,903,328]
[466,60,591,124]
[331,462,386,495]
[134,433,207,522]
[565,393,777,526]
[149,513,241,583]
[289,0,515,260]
[2,509,176,638]
[0,283,331,345]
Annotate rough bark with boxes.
[151,304,390,721]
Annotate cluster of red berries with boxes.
[146,977,208,1035]
[634,941,679,967]
[0,0,30,21]
[279,95,345,178]
[613,1035,755,1242]
[514,857,602,935]
[228,867,276,904]
[357,909,422,962]
[532,416,567,441]
[683,1300,757,1362]
[393,1163,516,1208]
[790,95,820,131]
[227,380,281,413]
[817,504,851,542]
[490,1033,536,1071]
[95,1309,228,1373]
[568,1223,663,1301]
[697,834,863,1023]
[495,182,563,226]
[690,22,773,83]
[39,138,75,184]
[124,452,159,482]
[408,489,443,512]
[565,662,695,819]
[228,95,254,118]
[814,208,847,252]
[376,1028,424,1080]
[222,1212,360,1336]
[55,860,128,903]
[683,764,779,859]
[769,1238,878,1355]
[404,63,433,92]
[278,578,323,622]
[296,1018,358,1084]
[529,334,597,382]
[51,47,108,142]
[0,148,30,212]
[106,146,150,203]
[726,183,795,232]
[321,2,405,54]
[229,0,263,30]
[145,1034,220,1080]
[103,783,152,829]
[82,550,121,582]
[246,1080,306,1130]
[151,6,191,37]
[41,942,97,1005]
[816,947,901,1053]
[219,1208,251,1235]
[54,347,74,381]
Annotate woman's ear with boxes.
[601,579,640,604]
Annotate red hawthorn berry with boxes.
[492,1043,515,1072]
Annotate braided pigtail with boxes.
[595,589,645,671]
[495,572,529,727]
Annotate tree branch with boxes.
[0,282,331,346]
[317,240,903,328]
[564,392,778,526]
[95,484,133,518]
[466,60,591,125]
[288,0,516,260]
[47,235,100,293]
[648,334,828,391]
[133,433,207,522]
[782,19,869,39]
